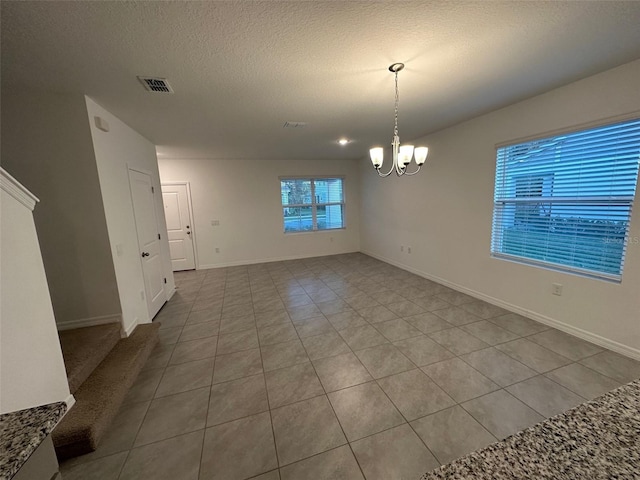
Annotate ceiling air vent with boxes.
[283,121,307,128]
[137,76,174,93]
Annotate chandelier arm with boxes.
[376,166,395,177]
[401,164,422,176]
[392,135,401,176]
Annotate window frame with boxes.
[490,116,640,282]
[280,176,346,234]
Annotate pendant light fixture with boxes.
[370,63,428,176]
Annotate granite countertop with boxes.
[420,379,639,480]
[0,402,67,480]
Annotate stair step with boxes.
[59,323,121,394]
[52,323,160,460]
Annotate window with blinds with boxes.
[280,177,344,232]
[491,118,640,281]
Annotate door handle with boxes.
[141,252,150,257]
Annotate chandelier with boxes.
[370,63,428,176]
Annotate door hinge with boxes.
[158,233,161,240]
[164,278,167,284]
[151,186,155,193]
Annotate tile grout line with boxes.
[282,270,369,479]
[366,351,446,471]
[198,269,225,479]
[258,270,282,475]
[115,278,205,479]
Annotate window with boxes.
[281,177,344,232]
[491,118,640,281]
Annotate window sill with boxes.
[490,253,622,283]
[283,228,346,236]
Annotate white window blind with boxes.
[491,118,640,281]
[280,178,344,232]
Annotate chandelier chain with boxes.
[394,70,399,138]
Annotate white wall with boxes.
[1,169,71,413]
[158,158,361,268]
[1,89,121,328]
[360,59,640,358]
[86,98,175,335]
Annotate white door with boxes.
[162,183,196,271]
[129,169,166,318]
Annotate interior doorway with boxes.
[161,182,197,271]
[129,168,166,318]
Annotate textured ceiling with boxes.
[2,1,640,160]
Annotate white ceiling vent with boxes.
[137,76,174,93]
[283,121,307,128]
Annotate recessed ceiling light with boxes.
[338,138,350,145]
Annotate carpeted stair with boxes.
[59,323,122,394]
[53,323,159,460]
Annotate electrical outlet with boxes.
[140,290,145,301]
[215,247,220,253]
[552,283,563,296]
[211,220,220,226]
[400,245,404,252]
[330,237,334,242]
[408,246,412,254]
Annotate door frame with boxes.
[161,181,199,270]
[127,165,168,319]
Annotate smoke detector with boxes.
[137,76,174,93]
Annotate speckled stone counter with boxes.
[420,379,639,479]
[0,402,66,480]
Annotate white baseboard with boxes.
[165,287,176,301]
[198,249,360,270]
[517,309,640,361]
[64,394,76,411]
[56,314,122,331]
[123,319,138,337]
[362,249,640,361]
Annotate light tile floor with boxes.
[60,253,640,480]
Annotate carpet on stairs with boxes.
[59,323,122,394]
[53,323,160,460]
